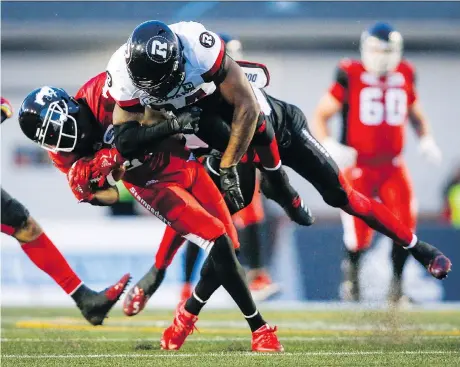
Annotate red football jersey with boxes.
[329,59,417,162]
[48,72,116,173]
[48,72,187,186]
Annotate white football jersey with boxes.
[105,21,225,111]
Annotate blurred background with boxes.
[1,1,459,306]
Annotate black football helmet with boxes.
[18,87,97,153]
[125,20,185,99]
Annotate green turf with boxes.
[1,307,459,366]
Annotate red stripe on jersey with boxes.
[1,224,15,236]
[329,82,346,103]
[201,39,225,81]
[107,90,141,108]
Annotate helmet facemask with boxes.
[37,99,79,153]
[360,30,403,76]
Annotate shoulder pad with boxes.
[237,61,270,88]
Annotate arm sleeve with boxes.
[328,65,349,103]
[114,120,177,158]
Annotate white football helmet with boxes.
[360,22,403,75]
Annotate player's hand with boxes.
[168,107,201,135]
[90,148,125,187]
[1,97,13,123]
[220,166,245,212]
[418,135,442,165]
[67,159,94,202]
[322,137,358,169]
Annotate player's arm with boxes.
[311,64,357,168]
[312,92,343,141]
[407,72,442,165]
[215,57,260,168]
[112,104,200,158]
[92,186,119,206]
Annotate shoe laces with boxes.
[256,325,278,343]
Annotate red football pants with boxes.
[340,161,416,251]
[123,155,240,269]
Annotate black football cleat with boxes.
[409,241,452,280]
[260,168,315,226]
[76,273,131,326]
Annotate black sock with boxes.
[210,235,266,332]
[185,257,220,315]
[240,223,263,270]
[71,284,92,305]
[137,265,166,296]
[391,241,409,280]
[184,241,200,283]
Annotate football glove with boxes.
[67,159,94,202]
[220,166,245,212]
[168,107,201,135]
[90,148,125,187]
[1,97,13,123]
[418,135,442,166]
[322,137,358,169]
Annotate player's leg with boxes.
[181,240,200,302]
[124,176,282,351]
[339,166,375,302]
[279,106,451,279]
[234,183,280,301]
[1,188,130,325]
[123,225,184,316]
[196,99,313,226]
[175,162,282,351]
[378,164,417,303]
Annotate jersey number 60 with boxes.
[359,87,408,126]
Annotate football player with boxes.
[1,96,130,325]
[312,22,443,303]
[180,33,279,303]
[17,79,283,352]
[107,20,314,227]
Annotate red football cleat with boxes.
[180,282,193,304]
[160,301,198,350]
[123,285,149,316]
[429,255,452,280]
[409,241,452,280]
[252,324,284,352]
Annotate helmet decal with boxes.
[34,87,58,106]
[146,36,173,64]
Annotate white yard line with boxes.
[1,335,459,343]
[2,351,458,359]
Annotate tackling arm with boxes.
[217,58,260,169]
[112,104,200,158]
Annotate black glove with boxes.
[168,107,201,135]
[220,166,245,212]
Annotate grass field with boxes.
[1,305,460,366]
